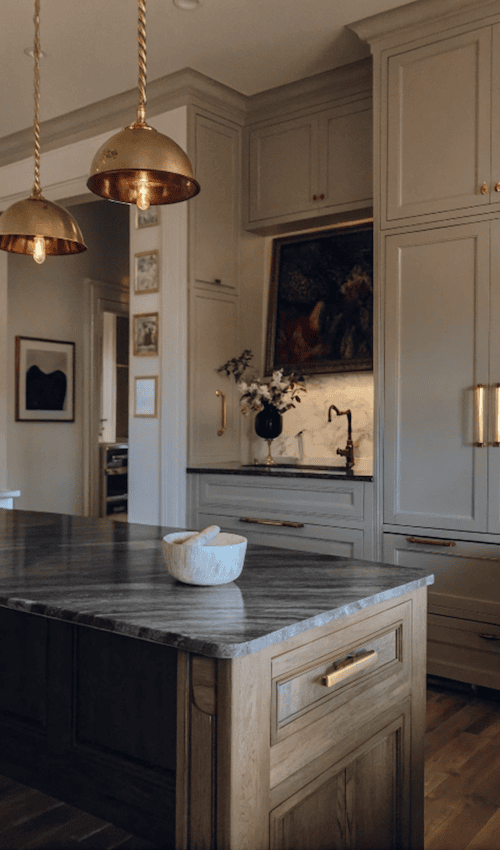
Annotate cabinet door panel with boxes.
[248,117,318,221]
[386,28,491,222]
[193,116,240,289]
[188,292,239,464]
[488,219,500,532]
[323,104,372,210]
[384,223,490,530]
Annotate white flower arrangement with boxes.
[218,351,306,415]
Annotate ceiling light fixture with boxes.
[173,0,201,9]
[87,0,200,209]
[0,0,86,264]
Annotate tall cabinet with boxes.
[351,0,500,689]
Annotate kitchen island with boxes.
[0,509,433,849]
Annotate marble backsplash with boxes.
[241,372,374,474]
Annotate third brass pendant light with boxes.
[0,0,86,263]
[87,0,200,208]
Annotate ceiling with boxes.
[1,0,420,142]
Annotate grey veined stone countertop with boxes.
[0,509,432,658]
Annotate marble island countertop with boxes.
[187,461,373,481]
[0,509,432,658]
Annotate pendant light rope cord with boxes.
[32,0,42,199]
[137,0,147,124]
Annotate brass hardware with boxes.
[214,278,221,284]
[406,536,456,547]
[478,633,500,641]
[239,517,304,528]
[480,183,489,195]
[475,384,486,446]
[321,650,378,688]
[0,0,86,261]
[312,193,325,201]
[493,384,500,446]
[215,390,226,436]
[495,183,500,192]
[87,0,200,207]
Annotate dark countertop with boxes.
[187,462,373,482]
[0,509,432,658]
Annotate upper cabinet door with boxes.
[385,28,492,224]
[248,114,319,223]
[383,221,490,532]
[321,101,373,213]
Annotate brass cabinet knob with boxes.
[480,183,489,194]
[495,183,500,192]
[312,193,325,201]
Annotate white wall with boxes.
[7,200,129,515]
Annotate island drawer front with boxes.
[197,474,366,523]
[270,601,411,747]
[197,510,364,558]
[428,613,500,689]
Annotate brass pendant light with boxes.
[0,0,86,263]
[87,0,200,208]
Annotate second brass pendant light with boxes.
[87,0,200,208]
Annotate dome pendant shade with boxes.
[87,122,200,205]
[0,196,87,256]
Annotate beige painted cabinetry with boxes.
[243,61,372,233]
[187,472,374,560]
[188,110,243,465]
[351,0,500,688]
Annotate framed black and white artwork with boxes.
[15,336,75,422]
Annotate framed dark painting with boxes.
[15,336,75,421]
[265,220,373,375]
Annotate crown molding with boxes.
[245,58,372,124]
[0,67,248,169]
[349,0,500,44]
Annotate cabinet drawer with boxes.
[269,602,411,788]
[197,474,366,523]
[428,614,500,689]
[197,511,364,558]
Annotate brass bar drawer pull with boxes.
[239,517,304,528]
[321,650,378,688]
[493,384,500,446]
[478,633,500,641]
[474,384,486,447]
[406,536,456,547]
[215,390,226,436]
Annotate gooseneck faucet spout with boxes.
[327,405,355,470]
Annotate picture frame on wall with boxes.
[134,250,159,294]
[15,336,75,422]
[265,219,373,376]
[133,313,159,356]
[134,376,158,417]
[135,206,159,229]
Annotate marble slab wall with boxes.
[241,372,374,474]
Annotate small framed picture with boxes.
[136,206,159,229]
[133,313,159,356]
[134,376,158,417]
[15,336,75,422]
[134,250,159,294]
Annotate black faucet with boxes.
[327,405,355,470]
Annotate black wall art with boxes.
[16,336,75,422]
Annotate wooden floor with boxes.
[0,678,498,849]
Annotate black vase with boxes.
[254,402,282,465]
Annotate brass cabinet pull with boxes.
[475,384,486,446]
[322,650,378,688]
[215,390,226,436]
[312,193,325,201]
[493,384,500,446]
[480,183,489,195]
[406,536,456,547]
[239,517,304,528]
[478,633,500,641]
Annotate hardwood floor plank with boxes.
[427,731,488,773]
[426,798,497,850]
[463,808,500,850]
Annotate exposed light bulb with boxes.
[136,178,150,211]
[33,235,46,264]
